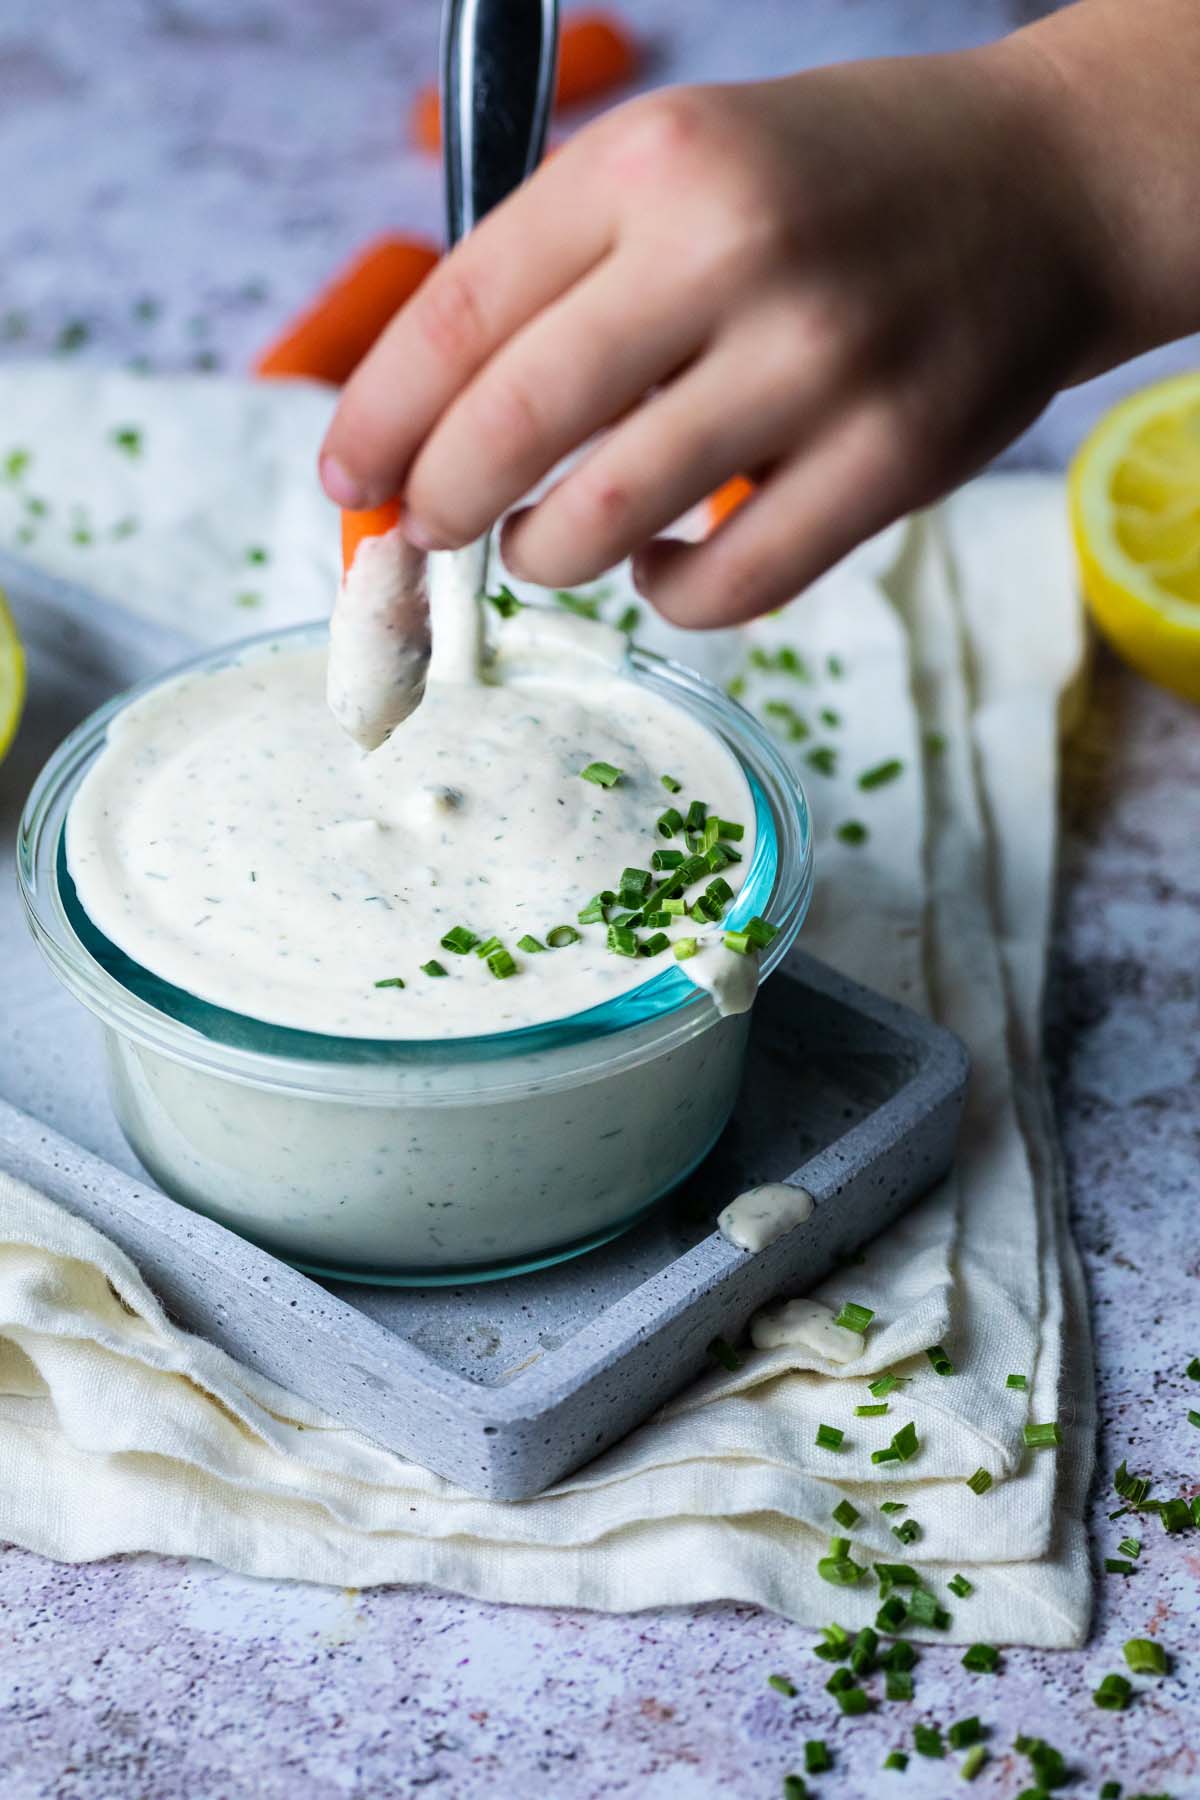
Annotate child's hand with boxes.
[319,5,1200,628]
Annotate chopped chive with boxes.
[577,892,612,925]
[661,898,687,916]
[832,1498,860,1530]
[820,708,841,728]
[706,876,734,908]
[684,799,708,832]
[960,1745,987,1782]
[817,1555,867,1588]
[891,1422,919,1462]
[859,758,904,791]
[644,910,671,928]
[825,1666,853,1695]
[880,1501,906,1515]
[815,1424,845,1450]
[1104,1558,1136,1576]
[724,930,753,955]
[553,588,600,619]
[1016,1736,1066,1790]
[689,896,721,924]
[875,1595,908,1633]
[807,746,837,776]
[1005,1373,1029,1390]
[744,915,779,949]
[834,1302,875,1334]
[673,937,699,961]
[885,1669,913,1701]
[656,808,684,838]
[947,1718,981,1750]
[615,603,640,635]
[849,1628,879,1678]
[517,935,546,954]
[1023,1422,1062,1449]
[1187,1357,1200,1380]
[881,1639,918,1669]
[966,1469,993,1496]
[420,960,447,978]
[805,1741,831,1774]
[485,584,524,618]
[374,976,405,989]
[110,425,143,457]
[856,1403,889,1417]
[948,1574,973,1599]
[836,820,869,846]
[245,545,269,565]
[1116,1536,1141,1560]
[707,1335,741,1372]
[440,926,479,954]
[874,1563,919,1593]
[913,1724,944,1759]
[1099,1785,1121,1800]
[474,934,503,959]
[705,843,734,873]
[767,1673,797,1697]
[546,925,581,949]
[607,925,639,957]
[1188,1410,1200,1429]
[871,1449,902,1466]
[639,932,670,958]
[883,1752,908,1772]
[487,948,517,979]
[891,1520,920,1547]
[836,1686,870,1716]
[703,815,721,851]
[1124,1637,1167,1675]
[726,676,746,700]
[660,773,682,793]
[1113,1459,1151,1506]
[961,1644,1000,1673]
[1157,1497,1191,1533]
[926,1345,955,1376]
[827,654,844,677]
[620,867,652,896]
[814,1625,850,1663]
[906,1589,949,1629]
[870,1375,904,1398]
[1093,1673,1132,1712]
[715,819,745,841]
[580,761,622,787]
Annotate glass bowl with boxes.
[18,624,813,1284]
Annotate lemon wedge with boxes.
[1069,371,1200,702]
[0,586,25,763]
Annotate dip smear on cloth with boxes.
[67,596,761,1040]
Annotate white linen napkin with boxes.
[0,368,1092,1645]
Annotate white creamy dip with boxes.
[717,1182,814,1251]
[749,1297,866,1362]
[326,527,429,750]
[68,589,761,1040]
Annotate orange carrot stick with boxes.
[341,499,404,574]
[708,476,756,532]
[410,11,639,154]
[255,237,439,385]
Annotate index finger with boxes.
[319,146,616,512]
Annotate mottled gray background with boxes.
[1,2,1198,1796]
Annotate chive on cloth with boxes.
[0,369,1093,1646]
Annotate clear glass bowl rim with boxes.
[18,622,814,1104]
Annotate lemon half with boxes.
[0,587,25,763]
[1070,371,1200,702]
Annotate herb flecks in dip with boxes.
[67,598,761,1039]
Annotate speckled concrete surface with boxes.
[1,2,1198,1795]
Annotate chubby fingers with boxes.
[319,146,615,512]
[635,401,921,628]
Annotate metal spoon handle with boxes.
[441,0,559,246]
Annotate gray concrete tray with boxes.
[0,555,968,1500]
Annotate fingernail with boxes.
[498,508,531,576]
[319,451,367,510]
